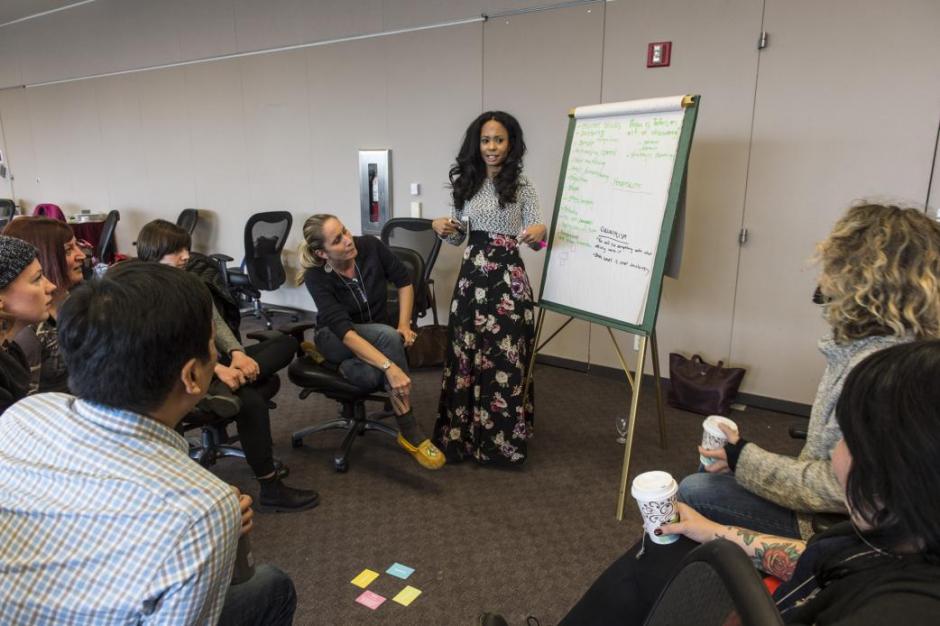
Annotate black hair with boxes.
[449,111,527,212]
[835,340,940,560]
[136,219,192,262]
[57,260,213,414]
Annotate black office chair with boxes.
[380,218,442,324]
[0,199,15,230]
[284,247,426,472]
[96,209,120,265]
[643,539,784,626]
[178,330,282,468]
[215,211,298,329]
[176,208,199,235]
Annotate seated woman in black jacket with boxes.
[297,213,444,470]
[0,236,56,414]
[137,219,318,513]
[485,340,940,626]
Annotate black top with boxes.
[775,522,940,625]
[0,340,30,415]
[304,235,411,339]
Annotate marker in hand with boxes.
[519,227,547,251]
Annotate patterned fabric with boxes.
[0,393,241,625]
[434,232,535,464]
[443,176,543,246]
[735,332,911,539]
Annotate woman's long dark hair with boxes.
[836,340,940,561]
[449,111,526,212]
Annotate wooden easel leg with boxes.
[649,330,667,449]
[521,308,546,409]
[616,336,648,520]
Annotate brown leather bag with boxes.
[667,353,746,416]
[407,325,448,368]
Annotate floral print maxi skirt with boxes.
[434,232,535,465]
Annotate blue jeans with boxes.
[677,472,801,538]
[219,564,296,626]
[315,323,408,392]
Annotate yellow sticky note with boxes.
[392,585,422,607]
[350,569,379,588]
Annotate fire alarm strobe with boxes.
[647,41,672,68]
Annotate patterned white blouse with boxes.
[443,175,543,246]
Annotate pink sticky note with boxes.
[355,590,386,610]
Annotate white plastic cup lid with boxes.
[631,470,678,501]
[703,415,738,438]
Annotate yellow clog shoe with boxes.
[396,433,446,470]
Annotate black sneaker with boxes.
[258,478,320,513]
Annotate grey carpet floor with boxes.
[209,330,803,626]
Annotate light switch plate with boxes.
[410,201,422,218]
[410,182,420,196]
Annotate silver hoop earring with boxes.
[324,262,333,273]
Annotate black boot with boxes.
[258,476,320,512]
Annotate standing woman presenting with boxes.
[432,111,546,465]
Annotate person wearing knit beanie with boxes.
[0,235,39,292]
[0,235,55,415]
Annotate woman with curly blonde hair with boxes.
[678,203,940,540]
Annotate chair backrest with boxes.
[0,199,15,220]
[0,200,12,231]
[643,539,784,626]
[176,208,199,235]
[387,245,426,328]
[96,210,121,264]
[33,203,66,221]
[380,218,441,287]
[244,211,292,291]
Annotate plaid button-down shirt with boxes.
[0,393,241,625]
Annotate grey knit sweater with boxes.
[735,332,911,539]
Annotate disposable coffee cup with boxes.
[631,471,680,545]
[230,535,256,585]
[699,415,739,466]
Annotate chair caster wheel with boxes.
[334,458,348,472]
[291,437,303,449]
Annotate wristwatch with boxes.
[381,359,391,371]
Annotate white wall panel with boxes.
[483,3,604,362]
[385,22,483,322]
[182,58,251,264]
[730,0,940,403]
[593,0,762,378]
[0,89,39,203]
[238,49,315,308]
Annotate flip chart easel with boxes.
[523,95,700,520]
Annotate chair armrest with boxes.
[245,330,285,343]
[788,425,807,440]
[208,254,235,286]
[277,321,316,344]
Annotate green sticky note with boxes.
[350,569,379,588]
[392,585,422,606]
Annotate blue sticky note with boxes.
[386,562,415,580]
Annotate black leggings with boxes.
[227,333,298,478]
[559,536,697,626]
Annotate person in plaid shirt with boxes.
[0,261,296,625]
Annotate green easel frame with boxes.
[523,95,700,520]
